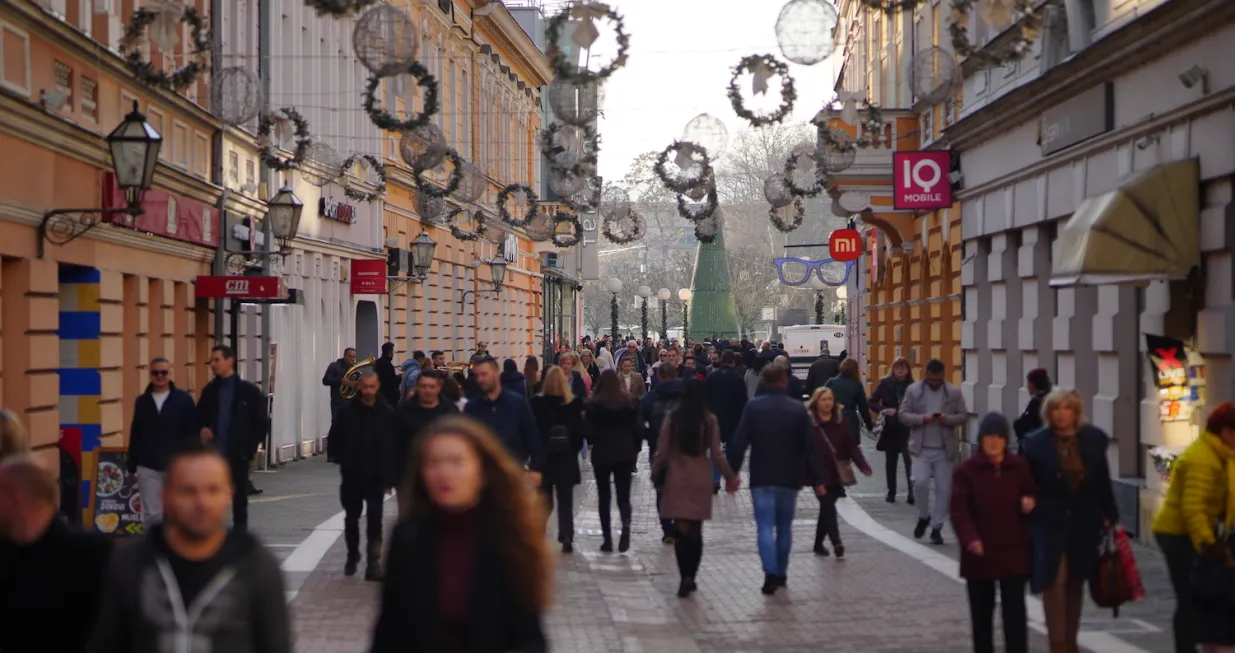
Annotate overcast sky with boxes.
[584,0,841,181]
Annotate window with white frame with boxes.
[81,76,97,121]
[54,60,73,110]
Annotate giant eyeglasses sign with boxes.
[893,151,952,210]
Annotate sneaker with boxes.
[885,491,896,503]
[913,518,929,539]
[344,553,360,577]
[600,538,613,553]
[930,528,945,545]
[813,543,830,557]
[834,544,846,559]
[760,574,779,595]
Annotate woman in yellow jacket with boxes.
[1152,401,1235,653]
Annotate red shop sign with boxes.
[828,228,862,263]
[195,276,282,299]
[893,151,953,210]
[101,173,220,247]
[351,259,387,294]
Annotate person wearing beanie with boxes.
[950,412,1037,653]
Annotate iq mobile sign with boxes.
[893,151,953,210]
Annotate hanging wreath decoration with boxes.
[654,141,713,195]
[783,148,827,198]
[338,154,387,203]
[694,221,719,244]
[540,123,601,179]
[362,61,439,133]
[448,209,488,242]
[119,6,211,92]
[551,212,583,248]
[948,0,1042,67]
[257,109,312,172]
[305,0,375,18]
[570,178,602,213]
[728,54,797,128]
[676,185,718,222]
[497,183,539,228]
[413,148,463,198]
[771,198,806,233]
[602,212,645,244]
[817,103,883,151]
[545,3,630,82]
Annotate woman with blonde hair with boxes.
[1021,388,1118,653]
[0,410,31,460]
[806,387,872,558]
[374,415,549,652]
[530,365,585,553]
[577,348,600,394]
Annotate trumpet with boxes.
[338,356,376,400]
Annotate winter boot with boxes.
[364,539,384,582]
[344,551,360,576]
[618,522,631,553]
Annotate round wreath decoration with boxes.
[305,0,375,18]
[948,0,1042,66]
[602,212,645,245]
[257,109,312,172]
[570,178,603,213]
[119,6,211,92]
[676,185,718,223]
[362,61,439,133]
[413,148,463,198]
[783,149,827,198]
[545,3,630,82]
[448,208,488,242]
[339,154,387,202]
[728,54,797,128]
[551,212,583,248]
[540,123,600,179]
[497,183,539,229]
[694,222,719,244]
[771,198,806,233]
[654,141,713,195]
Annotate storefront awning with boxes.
[1050,158,1200,287]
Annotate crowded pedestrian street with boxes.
[249,440,1178,653]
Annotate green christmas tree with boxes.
[688,229,741,339]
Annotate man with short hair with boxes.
[617,356,646,400]
[898,358,969,545]
[127,356,201,526]
[728,364,825,595]
[394,369,457,485]
[706,350,748,492]
[322,347,358,421]
[197,345,268,532]
[375,342,402,406]
[639,363,685,542]
[328,369,398,579]
[464,356,543,479]
[616,340,646,376]
[805,349,841,397]
[430,350,446,370]
[0,457,113,653]
[398,351,426,400]
[88,445,291,653]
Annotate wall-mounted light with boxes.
[1135,133,1161,151]
[1178,65,1209,93]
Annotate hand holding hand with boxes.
[862,467,873,477]
[1021,496,1036,514]
[814,485,827,496]
[527,471,542,487]
[200,427,213,441]
[967,541,984,556]
[725,477,740,494]
[882,408,897,416]
[921,415,934,423]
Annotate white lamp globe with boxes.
[606,278,624,294]
[836,284,848,300]
[657,288,671,301]
[637,285,652,298]
[678,288,693,302]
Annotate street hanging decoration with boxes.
[599,186,633,222]
[694,209,723,244]
[453,161,486,204]
[680,114,730,162]
[305,0,374,18]
[783,144,827,198]
[677,185,719,222]
[353,4,418,77]
[497,184,540,229]
[728,54,797,128]
[816,100,884,151]
[654,141,713,195]
[552,212,584,248]
[763,173,795,208]
[859,0,926,11]
[948,0,1043,66]
[771,198,806,233]
[415,192,447,221]
[119,3,212,92]
[911,46,961,105]
[400,124,448,171]
[774,0,839,66]
[301,141,345,188]
[524,210,555,242]
[547,77,603,127]
[449,208,489,242]
[546,2,630,82]
[541,122,600,181]
[601,211,646,245]
[816,128,858,173]
[569,177,603,213]
[363,61,439,133]
[257,108,312,172]
[340,154,387,203]
[413,148,463,199]
[211,66,262,126]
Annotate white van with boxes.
[779,324,847,379]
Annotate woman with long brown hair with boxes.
[530,366,585,553]
[373,415,550,653]
[585,369,640,553]
[0,410,31,460]
[523,356,541,397]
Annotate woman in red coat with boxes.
[950,412,1037,653]
[806,387,872,558]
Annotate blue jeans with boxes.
[751,486,799,576]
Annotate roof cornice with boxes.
[474,2,553,88]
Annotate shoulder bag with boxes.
[821,427,858,487]
[1091,527,1135,616]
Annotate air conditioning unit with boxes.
[541,252,562,270]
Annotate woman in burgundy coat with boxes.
[806,387,872,558]
[950,412,1037,653]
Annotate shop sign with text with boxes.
[195,276,282,299]
[893,151,952,210]
[319,197,357,225]
[350,259,387,294]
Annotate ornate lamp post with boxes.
[835,284,848,323]
[678,288,693,341]
[409,232,437,283]
[810,275,828,324]
[637,286,652,341]
[606,278,624,341]
[223,184,306,273]
[460,254,508,307]
[657,288,671,340]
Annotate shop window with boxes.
[80,76,97,121]
[0,21,32,96]
[54,60,73,110]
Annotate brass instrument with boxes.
[338,356,376,400]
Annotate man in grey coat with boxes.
[897,358,968,545]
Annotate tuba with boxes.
[338,356,376,400]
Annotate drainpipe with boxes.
[210,0,226,344]
[257,0,275,465]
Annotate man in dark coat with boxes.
[638,364,686,542]
[805,351,841,397]
[197,345,269,532]
[126,356,201,526]
[328,369,398,580]
[393,370,457,485]
[464,356,544,477]
[321,347,357,421]
[374,342,402,406]
[705,351,748,492]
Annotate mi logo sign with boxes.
[828,228,861,263]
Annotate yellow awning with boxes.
[1050,158,1201,287]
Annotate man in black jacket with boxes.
[805,350,841,397]
[728,364,826,595]
[88,445,291,653]
[322,347,357,422]
[328,369,398,580]
[463,356,543,480]
[0,457,113,653]
[393,370,457,486]
[705,351,748,492]
[374,342,402,407]
[197,345,268,532]
[127,356,200,526]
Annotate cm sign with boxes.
[893,151,952,210]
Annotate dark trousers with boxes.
[815,491,841,547]
[594,462,634,539]
[885,448,911,495]
[966,577,1028,653]
[229,457,249,531]
[673,520,703,579]
[1155,532,1198,653]
[340,481,384,558]
[541,480,575,544]
[647,440,677,538]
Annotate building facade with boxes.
[951,0,1235,535]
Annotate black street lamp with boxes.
[38,101,162,257]
[657,288,670,340]
[460,253,508,308]
[637,285,652,341]
[224,184,306,273]
[606,278,623,342]
[678,288,692,341]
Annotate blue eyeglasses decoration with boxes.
[773,257,854,287]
